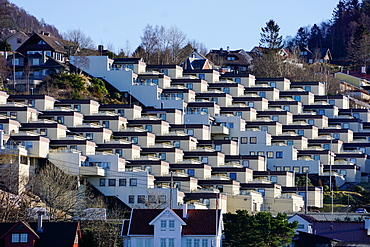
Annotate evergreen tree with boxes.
[259,19,283,50]
[348,23,370,68]
[295,27,310,50]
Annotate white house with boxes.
[122,207,223,247]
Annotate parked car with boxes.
[355,208,368,213]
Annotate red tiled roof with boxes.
[127,209,221,236]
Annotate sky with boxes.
[9,0,340,54]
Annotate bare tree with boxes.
[63,29,95,51]
[167,26,187,64]
[0,54,10,86]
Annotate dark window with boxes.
[241,137,248,144]
[129,195,135,203]
[119,179,127,186]
[230,173,237,180]
[250,137,257,144]
[99,179,106,186]
[188,169,195,176]
[276,151,283,158]
[108,179,116,186]
[138,195,145,203]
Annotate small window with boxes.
[276,151,283,158]
[294,95,301,101]
[248,102,254,108]
[198,74,205,80]
[270,176,277,183]
[187,129,194,136]
[186,83,193,90]
[283,105,290,111]
[129,195,135,203]
[11,234,19,243]
[161,220,167,228]
[317,109,325,115]
[276,166,281,171]
[329,100,335,105]
[201,157,208,164]
[250,151,255,155]
[305,86,311,92]
[262,126,268,131]
[333,133,340,140]
[302,166,309,173]
[169,220,175,228]
[40,128,47,136]
[314,155,320,161]
[102,121,110,128]
[270,82,276,88]
[241,137,248,144]
[202,239,208,247]
[119,179,127,186]
[298,130,304,136]
[324,144,330,150]
[215,145,222,151]
[99,179,106,186]
[20,233,28,243]
[160,114,166,120]
[227,123,234,129]
[174,141,180,148]
[160,153,166,160]
[308,119,314,125]
[272,115,279,122]
[267,151,274,158]
[293,167,300,173]
[287,140,294,146]
[258,189,265,196]
[147,125,152,132]
[230,173,237,180]
[297,224,305,229]
[138,195,145,203]
[242,160,249,167]
[284,166,291,171]
[353,113,359,119]
[227,56,236,61]
[223,87,230,94]
[235,78,241,84]
[130,178,137,186]
[259,92,266,98]
[343,123,350,129]
[250,137,257,144]
[108,179,116,186]
[257,151,264,156]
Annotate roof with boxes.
[16,32,73,54]
[126,208,221,236]
[0,221,80,247]
[290,213,317,223]
[313,221,370,243]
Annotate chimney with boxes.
[98,45,104,55]
[37,211,44,233]
[227,46,230,52]
[182,204,188,219]
[365,217,370,235]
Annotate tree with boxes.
[63,29,95,52]
[347,23,370,68]
[259,19,283,50]
[223,210,297,247]
[295,27,310,50]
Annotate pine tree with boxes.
[259,19,283,51]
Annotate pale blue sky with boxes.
[10,0,340,54]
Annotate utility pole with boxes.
[170,171,173,209]
[305,169,308,214]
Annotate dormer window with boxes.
[227,56,236,61]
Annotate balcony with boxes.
[211,125,229,135]
[80,166,105,176]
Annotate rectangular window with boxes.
[242,160,249,167]
[199,74,205,80]
[20,233,28,243]
[333,133,340,140]
[194,239,200,247]
[298,130,304,136]
[168,239,175,247]
[270,176,277,183]
[262,126,268,131]
[248,102,254,108]
[305,86,311,92]
[119,179,127,186]
[99,178,106,186]
[272,115,279,122]
[302,167,309,173]
[201,157,208,164]
[241,137,248,144]
[293,167,300,173]
[160,114,166,120]
[11,234,19,243]
[267,151,274,158]
[174,141,180,148]
[108,179,116,186]
[329,100,335,105]
[318,109,325,115]
[186,83,193,90]
[287,140,294,146]
[227,123,234,129]
[147,125,152,132]
[343,123,350,129]
[250,151,255,155]
[259,92,266,98]
[276,166,281,171]
[250,137,257,144]
[186,239,192,247]
[283,105,290,111]
[187,129,194,136]
[270,82,276,88]
[129,195,135,203]
[102,121,110,128]
[276,151,283,158]
[314,155,320,161]
[160,153,166,160]
[169,220,175,228]
[132,137,138,144]
[284,166,291,171]
[258,189,265,196]
[324,144,330,150]
[308,119,314,125]
[40,128,47,136]
[294,95,301,101]
[161,220,167,228]
[160,238,167,247]
[10,112,17,119]
[188,169,195,177]
[230,173,237,180]
[138,195,145,203]
[130,178,137,186]
[257,151,264,156]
